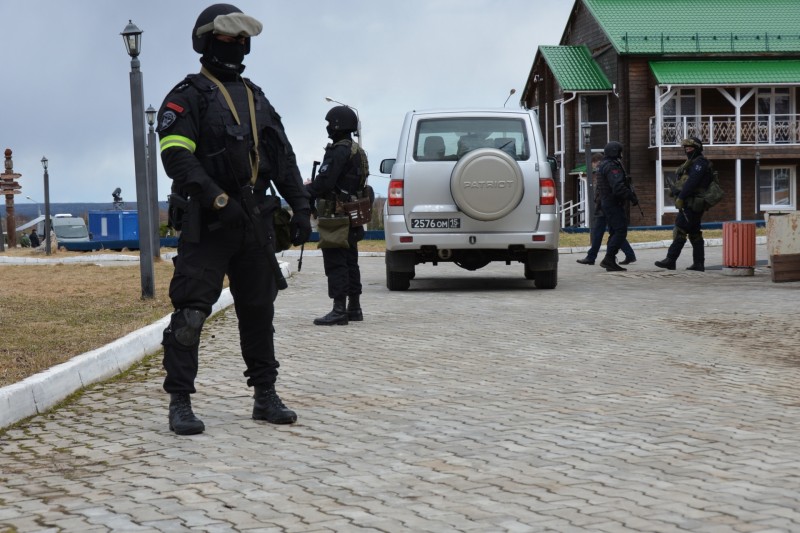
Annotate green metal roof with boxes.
[651,59,800,84]
[583,0,800,54]
[539,45,612,91]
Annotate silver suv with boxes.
[380,109,559,291]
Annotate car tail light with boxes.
[388,179,404,206]
[540,177,556,205]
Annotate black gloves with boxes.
[630,190,639,206]
[217,200,248,229]
[290,209,312,245]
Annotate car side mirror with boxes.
[380,158,396,174]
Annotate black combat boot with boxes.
[252,386,297,424]
[168,393,205,435]
[599,254,626,272]
[686,238,705,271]
[347,294,363,321]
[655,238,686,270]
[313,298,348,326]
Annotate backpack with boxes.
[700,169,724,210]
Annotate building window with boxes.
[662,89,699,145]
[579,95,608,152]
[758,166,795,209]
[662,169,679,212]
[554,99,563,156]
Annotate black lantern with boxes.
[121,20,143,58]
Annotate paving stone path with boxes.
[1,245,799,532]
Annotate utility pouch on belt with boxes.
[338,194,372,227]
[317,215,351,249]
[266,185,292,253]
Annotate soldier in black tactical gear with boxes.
[656,137,713,272]
[306,105,369,325]
[156,3,312,435]
[596,141,638,272]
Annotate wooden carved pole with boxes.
[1,149,23,249]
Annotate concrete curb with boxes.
[0,289,234,430]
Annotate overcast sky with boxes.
[1,0,573,205]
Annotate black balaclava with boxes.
[201,39,246,77]
[327,125,351,143]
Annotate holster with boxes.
[168,193,201,243]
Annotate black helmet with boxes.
[193,4,252,55]
[325,105,359,133]
[681,137,703,152]
[603,141,623,159]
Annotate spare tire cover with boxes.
[450,148,524,221]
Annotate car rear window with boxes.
[413,118,529,162]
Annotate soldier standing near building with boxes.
[156,4,311,435]
[655,137,714,272]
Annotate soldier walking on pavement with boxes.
[656,137,714,272]
[156,3,312,435]
[306,106,370,326]
[596,141,638,272]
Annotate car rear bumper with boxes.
[384,213,559,251]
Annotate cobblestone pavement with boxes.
[2,245,800,533]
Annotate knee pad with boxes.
[168,308,207,348]
[689,231,704,244]
[672,227,688,242]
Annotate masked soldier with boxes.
[306,106,370,325]
[156,3,312,435]
[596,141,638,272]
[656,137,713,272]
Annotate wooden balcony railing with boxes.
[649,114,800,147]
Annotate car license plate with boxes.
[411,218,461,229]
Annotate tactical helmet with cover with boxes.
[325,106,359,134]
[192,4,263,55]
[681,136,704,155]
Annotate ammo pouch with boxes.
[316,215,350,249]
[337,185,375,227]
[687,195,706,213]
[264,186,292,252]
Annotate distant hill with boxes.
[7,202,168,224]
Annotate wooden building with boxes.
[521,0,800,227]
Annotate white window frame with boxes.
[758,165,796,211]
[579,94,609,152]
[662,169,680,212]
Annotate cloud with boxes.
[0,0,572,203]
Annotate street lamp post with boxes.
[41,157,51,256]
[122,20,155,299]
[146,104,160,258]
[324,97,361,146]
[25,196,41,217]
[581,122,594,229]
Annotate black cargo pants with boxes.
[162,219,280,394]
[321,225,364,300]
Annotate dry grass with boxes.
[0,228,764,387]
[0,248,176,387]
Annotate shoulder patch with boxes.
[159,110,177,131]
[166,102,184,113]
